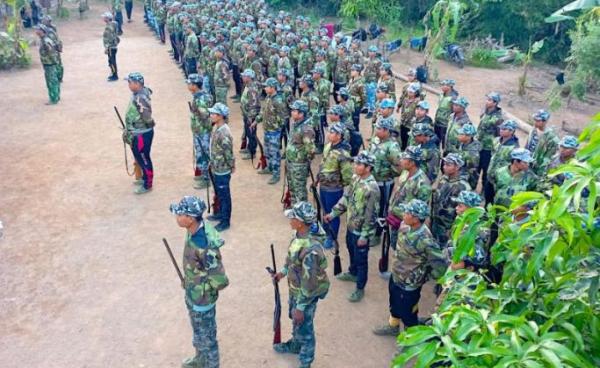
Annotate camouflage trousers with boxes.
[264,130,281,177]
[57,54,64,82]
[193,132,210,181]
[187,305,220,368]
[43,64,60,103]
[288,297,318,366]
[214,86,229,106]
[286,161,309,205]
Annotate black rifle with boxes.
[266,244,282,344]
[113,106,135,176]
[254,128,267,170]
[162,238,184,287]
[377,218,391,273]
[308,166,321,222]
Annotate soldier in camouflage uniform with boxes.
[255,78,287,184]
[373,199,446,335]
[187,74,214,190]
[170,195,229,368]
[312,67,331,153]
[348,64,366,130]
[318,122,354,248]
[525,109,560,177]
[213,46,230,106]
[102,12,120,81]
[484,120,520,204]
[477,92,504,189]
[431,154,472,244]
[545,135,579,187]
[370,95,396,138]
[387,146,433,254]
[35,25,61,104]
[378,63,396,101]
[297,38,314,80]
[363,45,382,118]
[239,70,261,162]
[490,148,538,208]
[298,75,322,152]
[272,202,330,368]
[396,68,421,112]
[434,79,458,148]
[229,28,245,100]
[123,72,155,194]
[368,117,402,245]
[313,50,329,85]
[183,24,200,77]
[332,44,351,103]
[41,16,63,83]
[267,43,281,78]
[325,151,380,303]
[286,100,317,205]
[456,123,482,189]
[208,103,235,231]
[349,38,364,65]
[277,45,293,79]
[397,83,422,150]
[445,96,472,155]
[412,123,441,182]
[336,87,355,129]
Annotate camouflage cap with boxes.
[316,49,327,57]
[376,83,390,93]
[380,98,395,109]
[440,79,456,86]
[41,14,52,22]
[560,135,579,149]
[284,201,317,224]
[368,45,378,52]
[276,68,290,78]
[328,104,346,117]
[101,11,113,19]
[290,99,309,113]
[125,72,144,84]
[417,100,430,110]
[407,68,417,76]
[263,77,279,88]
[400,145,423,162]
[337,87,350,97]
[375,116,394,130]
[351,38,361,44]
[34,24,49,33]
[486,92,501,104]
[311,66,325,75]
[412,123,434,136]
[452,96,469,108]
[336,43,347,51]
[452,190,482,208]
[208,102,230,118]
[511,148,534,163]
[499,120,517,131]
[400,199,430,221]
[299,74,314,87]
[354,150,376,167]
[532,109,550,122]
[380,62,392,72]
[457,123,477,136]
[407,82,421,93]
[186,73,203,84]
[241,69,256,79]
[329,122,346,135]
[280,45,290,53]
[443,153,465,167]
[170,195,207,217]
[351,63,363,72]
[247,44,259,53]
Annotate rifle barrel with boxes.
[162,238,185,283]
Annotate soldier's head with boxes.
[41,15,52,25]
[350,64,363,78]
[400,146,423,171]
[412,123,433,144]
[367,45,378,57]
[184,24,194,34]
[499,120,517,138]
[315,49,326,61]
[380,98,395,117]
[186,73,203,93]
[374,116,393,139]
[327,105,345,122]
[247,45,257,57]
[532,109,550,129]
[351,38,361,50]
[170,196,207,227]
[328,122,345,145]
[559,135,579,161]
[407,68,417,82]
[33,24,47,37]
[486,92,501,109]
[299,75,314,91]
[415,101,429,118]
[442,154,464,176]
[336,44,347,55]
[279,45,289,57]
[452,97,469,114]
[353,151,375,176]
[214,45,225,59]
[457,123,476,143]
[208,103,230,124]
[277,69,289,83]
[379,63,392,77]
[337,87,350,102]
[263,78,278,95]
[241,69,256,85]
[312,67,324,81]
[453,190,482,215]
[510,148,534,172]
[125,72,145,92]
[290,100,308,121]
[101,12,113,23]
[400,199,430,227]
[376,84,389,100]
[285,201,317,232]
[407,82,421,98]
[440,79,455,93]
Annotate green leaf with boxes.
[540,340,592,368]
[540,347,563,368]
[559,322,584,351]
[414,341,440,368]
[398,325,438,346]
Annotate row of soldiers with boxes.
[121,1,581,368]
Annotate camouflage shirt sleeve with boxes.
[296,250,330,311]
[424,237,447,280]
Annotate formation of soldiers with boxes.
[30,1,583,367]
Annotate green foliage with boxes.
[394,113,600,367]
[0,0,31,69]
[466,47,501,68]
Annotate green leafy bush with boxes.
[466,47,501,68]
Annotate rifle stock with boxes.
[254,129,267,170]
[378,220,390,273]
[266,244,282,344]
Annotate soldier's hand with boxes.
[450,261,465,271]
[250,121,257,129]
[180,279,185,289]
[357,238,368,247]
[292,308,305,325]
[272,272,285,282]
[323,214,333,223]
[104,49,108,55]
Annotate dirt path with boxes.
[0,4,425,368]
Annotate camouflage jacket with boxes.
[242,56,265,82]
[490,166,539,208]
[331,174,380,240]
[445,112,472,154]
[190,90,213,135]
[419,136,441,182]
[488,136,519,183]
[314,60,330,81]
[125,87,155,132]
[297,48,314,77]
[286,117,316,163]
[458,139,482,189]
[267,54,280,78]
[389,169,433,218]
[348,76,366,108]
[46,25,62,53]
[276,56,293,77]
[213,59,230,87]
[477,107,503,151]
[278,83,294,114]
[112,0,123,11]
[350,49,364,65]
[315,79,331,114]
[368,136,402,182]
[318,141,353,188]
[155,4,167,24]
[378,76,396,100]
[432,175,471,230]
[282,230,330,310]
[230,36,244,65]
[39,36,60,65]
[103,21,119,50]
[392,223,446,290]
[399,96,420,128]
[333,54,351,84]
[184,32,200,59]
[257,92,286,132]
[300,90,321,132]
[210,123,235,174]
[434,90,459,128]
[526,128,560,177]
[363,57,382,83]
[183,223,229,307]
[240,81,261,122]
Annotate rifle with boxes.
[308,166,321,222]
[266,244,282,345]
[187,101,219,214]
[254,127,267,170]
[113,106,135,176]
[281,164,291,209]
[162,238,185,287]
[377,218,391,273]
